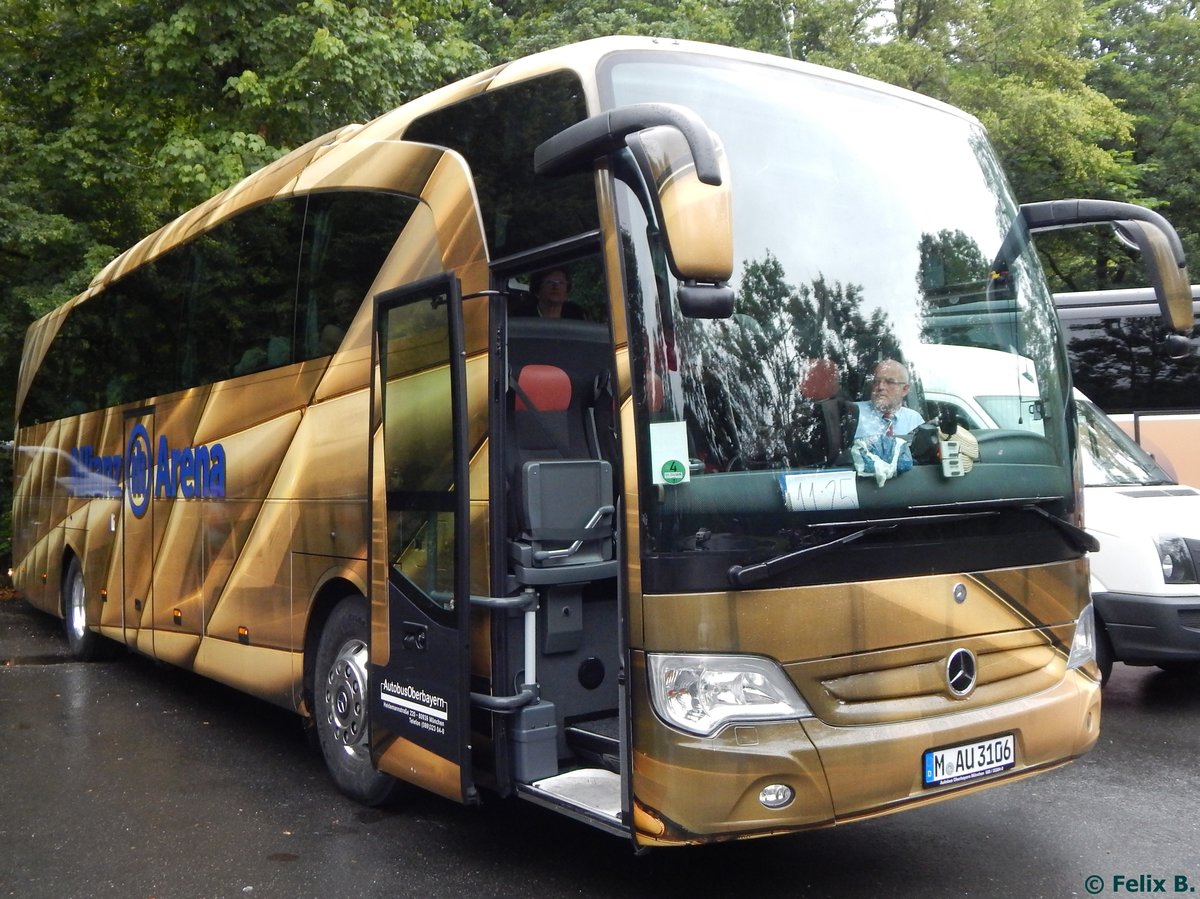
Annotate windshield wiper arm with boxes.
[1024,504,1099,553]
[726,510,1010,588]
[728,526,886,588]
[726,505,1093,588]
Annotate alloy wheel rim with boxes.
[325,638,370,759]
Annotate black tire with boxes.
[313,597,401,806]
[62,557,111,661]
[1094,614,1114,687]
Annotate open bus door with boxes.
[369,272,475,804]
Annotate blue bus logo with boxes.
[126,424,153,518]
[123,423,226,519]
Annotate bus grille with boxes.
[786,630,1067,726]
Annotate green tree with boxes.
[501,0,733,56]
[0,0,499,428]
[848,0,1139,205]
[1081,0,1200,281]
[0,0,499,302]
[723,0,873,63]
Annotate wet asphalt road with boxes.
[3,595,1200,899]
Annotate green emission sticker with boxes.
[660,459,686,484]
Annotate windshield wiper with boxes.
[1023,503,1099,553]
[726,505,1095,588]
[728,526,888,587]
[725,510,1008,588]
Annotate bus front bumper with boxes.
[631,668,1100,845]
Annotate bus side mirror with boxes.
[626,126,735,318]
[1111,219,1193,332]
[534,103,735,319]
[1020,199,1193,332]
[1162,333,1194,360]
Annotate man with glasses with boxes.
[855,359,924,439]
[512,268,587,319]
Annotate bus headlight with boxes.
[646,653,813,737]
[1067,602,1096,670]
[1155,535,1198,584]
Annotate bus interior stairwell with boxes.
[498,315,627,831]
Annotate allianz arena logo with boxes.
[123,423,227,519]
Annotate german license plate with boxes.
[923,734,1015,787]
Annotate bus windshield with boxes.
[606,52,1073,585]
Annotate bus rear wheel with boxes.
[314,597,401,806]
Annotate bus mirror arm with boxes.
[536,104,736,310]
[1111,219,1194,332]
[1021,200,1187,267]
[534,103,723,184]
[1020,199,1193,332]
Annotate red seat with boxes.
[515,364,571,412]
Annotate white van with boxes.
[1074,395,1200,683]
[909,343,1200,683]
[908,343,1046,435]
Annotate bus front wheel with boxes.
[62,557,109,661]
[314,597,401,806]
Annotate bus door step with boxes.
[516,769,626,836]
[564,717,620,772]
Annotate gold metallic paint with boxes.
[13,139,492,714]
[627,561,1097,842]
[639,563,1088,656]
[630,642,1099,843]
[375,733,466,801]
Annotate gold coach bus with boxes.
[12,37,1194,847]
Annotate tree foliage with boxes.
[1081,0,1200,282]
[0,0,500,438]
[0,0,496,317]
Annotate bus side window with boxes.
[298,192,420,359]
[186,199,306,383]
[1064,311,1200,413]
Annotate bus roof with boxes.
[79,37,976,305]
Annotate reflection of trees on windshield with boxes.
[918,230,990,300]
[912,223,1070,452]
[969,130,1017,240]
[916,227,1053,357]
[917,228,999,347]
[676,252,899,469]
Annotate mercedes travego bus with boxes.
[12,37,1194,848]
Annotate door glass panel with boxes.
[377,280,460,625]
